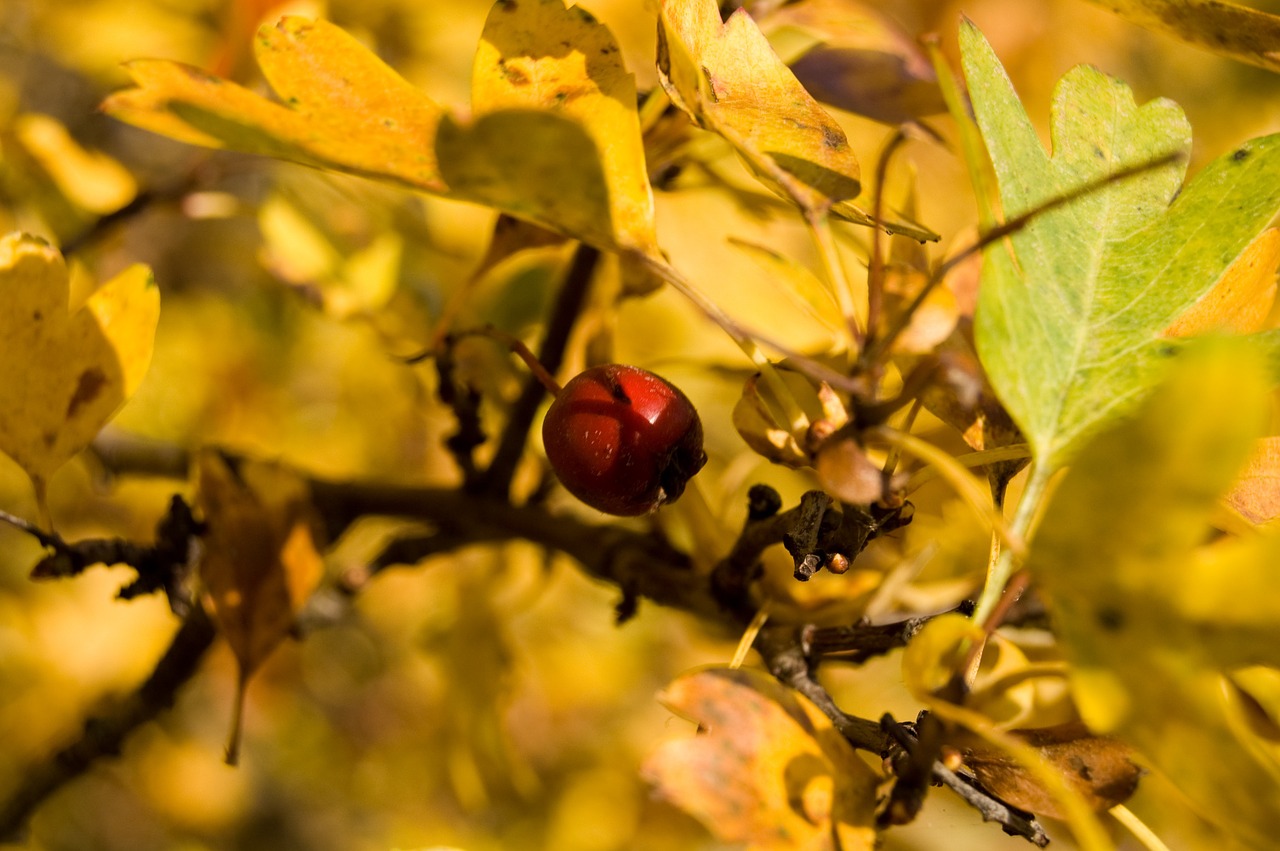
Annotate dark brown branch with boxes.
[477,242,601,498]
[755,624,890,752]
[932,763,1049,847]
[21,496,201,615]
[0,606,217,841]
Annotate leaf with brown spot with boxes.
[644,668,878,851]
[658,0,860,215]
[0,233,158,522]
[196,451,325,765]
[954,722,1142,818]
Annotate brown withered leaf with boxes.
[954,721,1142,819]
[196,451,325,764]
[644,668,877,850]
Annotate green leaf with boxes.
[962,20,1280,471]
[1027,339,1280,847]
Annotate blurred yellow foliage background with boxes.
[1,0,1277,849]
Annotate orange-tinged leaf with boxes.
[196,451,324,763]
[644,668,877,851]
[470,0,657,257]
[658,0,860,214]
[1223,436,1280,525]
[0,233,158,514]
[104,19,448,193]
[1165,227,1280,336]
[957,722,1142,818]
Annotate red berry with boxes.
[541,365,706,516]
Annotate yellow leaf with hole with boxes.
[1028,340,1280,846]
[0,233,158,500]
[196,451,324,764]
[644,667,877,851]
[1084,0,1280,73]
[1165,227,1280,337]
[658,0,860,214]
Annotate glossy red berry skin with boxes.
[542,364,707,516]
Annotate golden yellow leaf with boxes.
[1084,0,1280,73]
[1165,227,1280,336]
[104,18,448,193]
[470,0,657,257]
[644,668,877,851]
[0,233,158,513]
[196,451,325,764]
[657,0,860,214]
[102,10,659,264]
[14,113,137,215]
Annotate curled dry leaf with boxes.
[955,721,1142,819]
[768,0,946,124]
[814,437,885,505]
[644,667,877,851]
[196,451,325,764]
[0,233,158,517]
[733,367,848,468]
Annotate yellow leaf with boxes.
[470,0,657,257]
[0,233,158,510]
[1028,340,1280,846]
[644,668,877,851]
[104,19,448,193]
[14,113,137,215]
[1165,227,1280,337]
[1084,0,1280,73]
[658,0,860,214]
[196,451,325,764]
[102,11,660,263]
